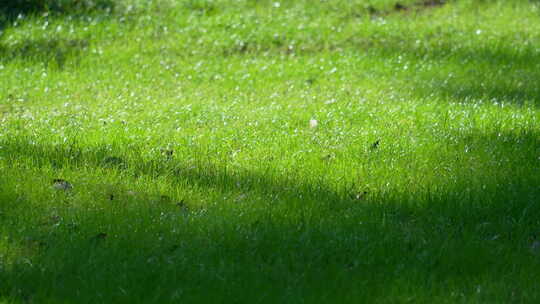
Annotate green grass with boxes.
[1,0,540,302]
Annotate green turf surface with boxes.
[1,0,540,302]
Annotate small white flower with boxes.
[309,119,318,128]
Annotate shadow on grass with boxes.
[330,33,540,107]
[220,31,540,107]
[0,0,116,21]
[0,38,89,68]
[405,43,540,106]
[0,128,539,302]
[0,0,116,68]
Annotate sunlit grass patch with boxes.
[1,0,540,303]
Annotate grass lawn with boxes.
[1,0,540,302]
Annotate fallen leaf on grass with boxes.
[176,200,190,213]
[52,179,72,191]
[394,3,407,11]
[351,191,368,201]
[370,140,380,150]
[367,6,378,15]
[420,0,446,8]
[91,233,108,242]
[321,153,334,161]
[161,148,174,159]
[168,244,181,253]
